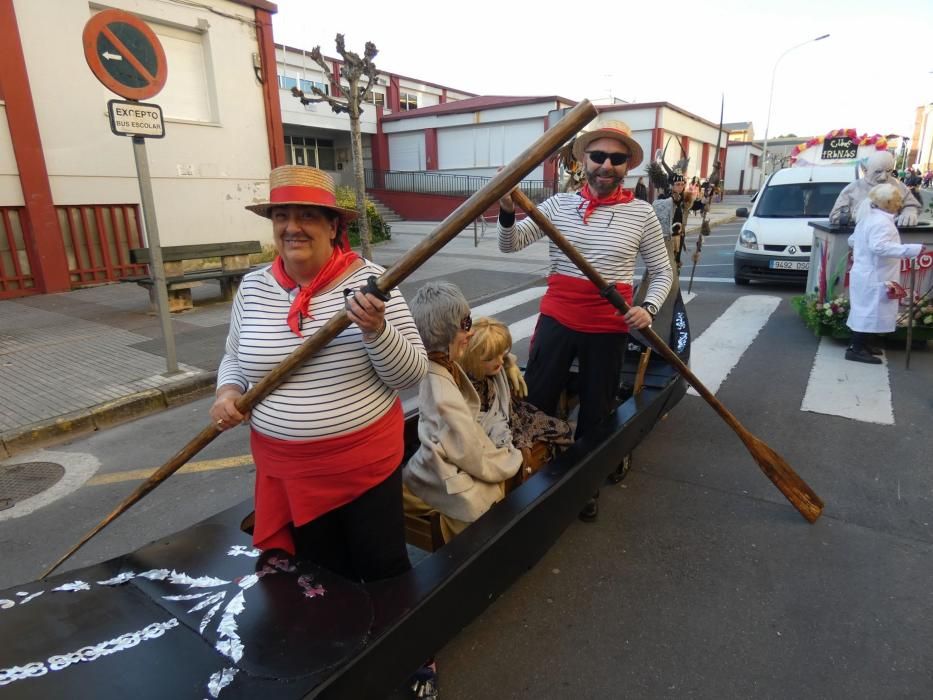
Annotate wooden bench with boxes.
[121,241,262,312]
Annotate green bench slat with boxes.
[129,241,262,265]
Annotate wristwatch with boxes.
[640,302,659,318]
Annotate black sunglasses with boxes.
[460,314,473,332]
[586,150,630,166]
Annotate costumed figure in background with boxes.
[829,151,921,226]
[844,183,925,364]
[653,173,700,272]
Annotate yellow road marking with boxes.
[86,454,255,486]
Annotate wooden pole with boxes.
[510,188,824,523]
[40,100,599,579]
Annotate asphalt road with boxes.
[2,219,931,699]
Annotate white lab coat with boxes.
[846,206,923,333]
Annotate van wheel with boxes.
[734,275,751,286]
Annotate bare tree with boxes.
[291,35,378,260]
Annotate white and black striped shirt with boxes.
[498,193,673,308]
[218,263,427,440]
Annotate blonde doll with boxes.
[459,318,573,477]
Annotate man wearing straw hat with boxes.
[498,117,673,521]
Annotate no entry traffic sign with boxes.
[82,9,167,100]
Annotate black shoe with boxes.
[409,661,438,699]
[845,347,881,365]
[579,497,599,522]
[866,345,883,356]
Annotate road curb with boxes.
[0,371,217,459]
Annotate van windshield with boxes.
[755,182,847,218]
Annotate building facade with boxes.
[0,0,282,298]
[275,43,476,188]
[725,141,762,194]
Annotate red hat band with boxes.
[269,185,338,208]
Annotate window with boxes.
[151,23,215,122]
[284,136,337,171]
[756,182,846,218]
[399,92,418,111]
[300,79,329,96]
[278,76,328,95]
[365,90,386,108]
[751,155,759,167]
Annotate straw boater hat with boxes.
[572,118,643,169]
[246,165,358,221]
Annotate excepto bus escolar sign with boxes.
[108,99,165,138]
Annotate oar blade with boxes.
[746,434,824,523]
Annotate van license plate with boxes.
[770,260,809,271]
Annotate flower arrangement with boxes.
[792,294,851,338]
[901,295,933,329]
[789,129,887,165]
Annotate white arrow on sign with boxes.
[102,51,123,61]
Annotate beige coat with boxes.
[403,361,522,523]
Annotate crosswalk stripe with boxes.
[472,287,544,317]
[687,295,781,396]
[800,337,894,425]
[509,314,539,343]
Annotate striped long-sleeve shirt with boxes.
[498,192,673,308]
[218,262,427,440]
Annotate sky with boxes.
[271,0,933,142]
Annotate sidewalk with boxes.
[0,196,746,458]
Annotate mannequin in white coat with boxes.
[845,184,925,364]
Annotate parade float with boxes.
[793,129,933,341]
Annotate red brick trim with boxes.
[0,0,70,292]
[254,8,285,167]
[424,129,438,170]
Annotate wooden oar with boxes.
[40,100,600,579]
[510,188,824,523]
[905,256,918,370]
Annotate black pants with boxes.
[849,331,874,351]
[524,314,626,439]
[292,466,411,583]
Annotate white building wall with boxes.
[725,143,762,193]
[388,132,425,171]
[0,106,23,205]
[659,108,720,144]
[7,0,273,246]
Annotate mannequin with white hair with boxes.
[844,183,925,364]
[829,151,921,226]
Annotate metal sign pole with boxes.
[131,135,178,375]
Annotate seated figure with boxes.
[403,282,522,543]
[830,151,921,226]
[458,317,574,482]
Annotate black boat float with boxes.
[0,282,690,699]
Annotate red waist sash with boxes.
[540,273,633,333]
[250,398,404,554]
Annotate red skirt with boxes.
[250,399,404,554]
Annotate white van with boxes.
[733,164,859,285]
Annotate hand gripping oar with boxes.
[510,188,824,523]
[40,100,600,579]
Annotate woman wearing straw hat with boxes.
[498,117,673,521]
[209,165,427,583]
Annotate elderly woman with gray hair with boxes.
[403,281,522,542]
[845,183,925,364]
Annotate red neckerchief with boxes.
[270,242,360,337]
[577,183,634,224]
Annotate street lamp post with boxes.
[759,34,830,180]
